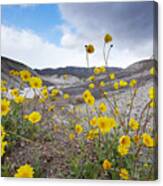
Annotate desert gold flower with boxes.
[142,133,154,147]
[28,111,42,124]
[97,116,116,135]
[150,67,155,76]
[85,95,95,106]
[99,66,106,73]
[100,81,105,87]
[14,95,25,104]
[99,102,107,112]
[1,86,8,92]
[29,76,42,89]
[51,88,59,97]
[148,87,155,100]
[133,135,140,145]
[104,33,112,43]
[150,100,155,108]
[75,124,83,135]
[129,79,137,88]
[119,168,129,180]
[23,114,29,120]
[1,99,10,116]
[63,93,70,99]
[48,105,55,112]
[103,91,108,96]
[9,70,19,76]
[119,135,131,148]
[20,70,31,82]
[1,80,7,86]
[117,145,129,156]
[86,128,98,140]
[41,88,48,99]
[129,118,139,130]
[82,89,92,100]
[14,164,34,178]
[88,75,95,81]
[11,88,19,97]
[94,67,101,75]
[0,125,6,140]
[1,139,7,157]
[89,83,95,89]
[109,73,115,80]
[119,80,128,87]
[69,133,75,140]
[114,107,119,116]
[86,44,95,54]
[89,116,98,127]
[113,82,119,90]
[102,159,112,170]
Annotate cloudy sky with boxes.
[1,1,156,69]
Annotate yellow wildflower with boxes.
[150,67,155,76]
[150,100,156,108]
[69,133,75,140]
[88,75,95,81]
[129,118,139,130]
[99,102,107,112]
[0,125,6,140]
[1,99,10,116]
[100,81,105,87]
[148,87,155,100]
[94,67,101,75]
[75,124,83,135]
[142,133,154,147]
[102,159,112,170]
[129,79,137,88]
[14,164,34,178]
[104,33,112,43]
[51,88,59,97]
[9,70,19,76]
[29,76,42,89]
[14,95,25,104]
[109,73,115,80]
[41,88,48,99]
[63,93,70,99]
[113,82,119,90]
[117,145,129,156]
[97,116,116,135]
[86,128,98,140]
[89,116,98,127]
[89,83,95,89]
[119,135,131,148]
[119,80,128,87]
[85,44,95,54]
[23,114,29,120]
[48,105,55,112]
[119,168,129,180]
[82,89,92,101]
[1,86,8,92]
[85,95,95,106]
[1,140,7,157]
[20,70,31,82]
[99,66,106,73]
[11,88,19,97]
[28,111,42,124]
[114,107,119,116]
[133,135,140,145]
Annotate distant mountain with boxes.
[1,56,157,94]
[35,66,122,78]
[1,56,53,87]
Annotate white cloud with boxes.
[1,25,87,69]
[1,2,154,69]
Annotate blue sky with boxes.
[2,4,63,45]
[1,2,155,69]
